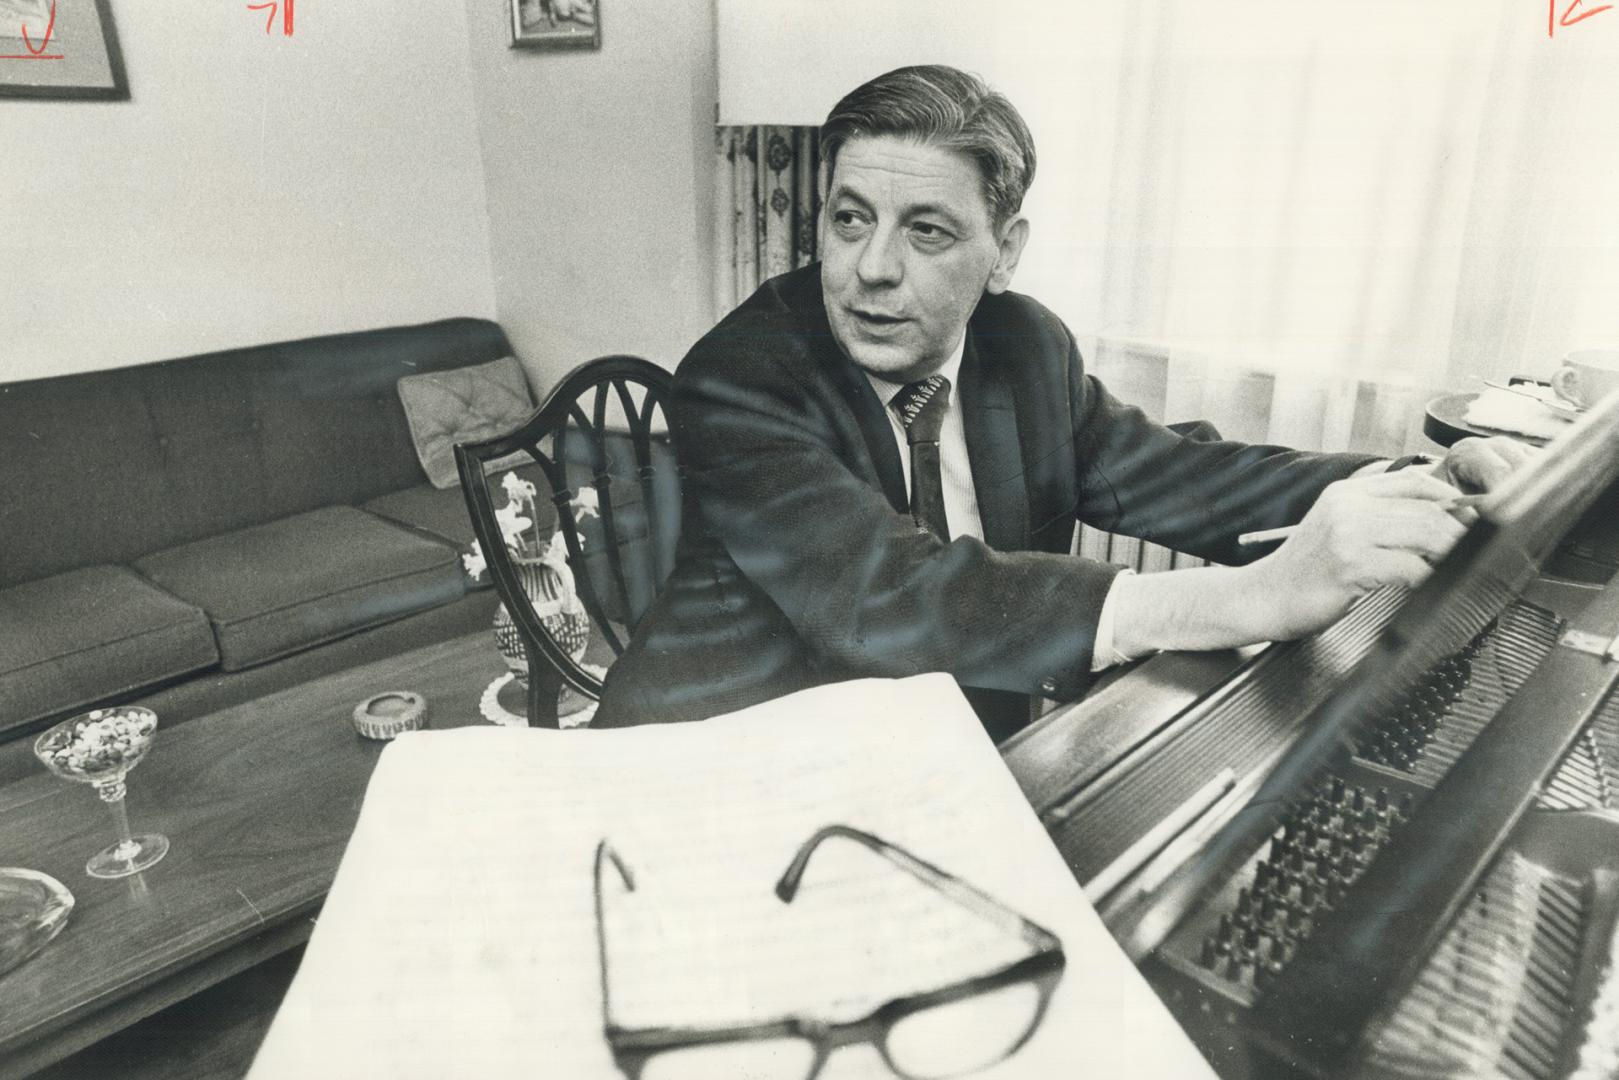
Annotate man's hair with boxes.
[820,65,1037,231]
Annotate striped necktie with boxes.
[891,375,951,540]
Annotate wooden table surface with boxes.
[0,633,508,1079]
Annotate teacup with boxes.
[1551,349,1619,410]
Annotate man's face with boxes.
[820,134,1026,383]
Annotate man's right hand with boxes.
[1107,468,1478,658]
[1240,468,1472,640]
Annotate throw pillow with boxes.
[397,356,536,489]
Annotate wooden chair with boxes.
[455,356,678,727]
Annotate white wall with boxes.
[0,0,497,384]
[461,0,718,388]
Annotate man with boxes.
[596,65,1529,740]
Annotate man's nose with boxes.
[855,225,903,287]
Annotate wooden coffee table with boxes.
[0,633,509,1079]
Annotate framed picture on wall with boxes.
[0,0,128,99]
[510,0,600,50]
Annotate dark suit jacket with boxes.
[596,265,1377,739]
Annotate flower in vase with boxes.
[502,471,538,505]
[462,540,489,581]
[571,486,601,521]
[494,501,533,549]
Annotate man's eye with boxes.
[910,222,954,246]
[831,210,868,231]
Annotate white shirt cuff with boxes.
[1090,568,1138,673]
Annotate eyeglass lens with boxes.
[636,979,1044,1080]
[639,1036,817,1080]
[883,981,1045,1078]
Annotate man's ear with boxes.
[985,216,1030,295]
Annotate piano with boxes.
[1002,392,1619,1080]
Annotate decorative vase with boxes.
[491,553,592,687]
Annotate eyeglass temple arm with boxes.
[774,825,1060,953]
[594,841,637,1033]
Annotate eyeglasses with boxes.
[593,824,1066,1080]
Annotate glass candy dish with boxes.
[0,868,74,977]
[34,707,170,879]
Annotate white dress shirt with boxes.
[861,337,1131,675]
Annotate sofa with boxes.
[0,318,527,784]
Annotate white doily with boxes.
[478,672,599,730]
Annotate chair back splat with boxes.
[455,356,678,727]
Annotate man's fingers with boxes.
[1356,465,1467,503]
[1353,549,1437,593]
[1443,435,1539,493]
[1336,501,1469,564]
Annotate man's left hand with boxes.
[1435,435,1538,493]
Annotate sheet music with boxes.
[247,673,1214,1079]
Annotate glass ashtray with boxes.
[0,867,74,977]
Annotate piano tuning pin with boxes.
[1300,883,1318,908]
[1400,792,1415,816]
[1243,926,1261,951]
[1375,788,1389,811]
[1237,887,1253,915]
[1201,937,1219,968]
[1331,776,1347,803]
[1352,788,1366,812]
[1219,914,1235,942]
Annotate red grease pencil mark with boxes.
[1550,0,1613,36]
[247,0,294,36]
[0,0,62,61]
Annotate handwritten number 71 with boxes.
[247,0,294,36]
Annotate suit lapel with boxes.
[960,326,1030,550]
[808,304,909,514]
[783,265,913,511]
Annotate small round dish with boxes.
[352,691,428,741]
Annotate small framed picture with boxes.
[0,0,128,100]
[510,0,600,50]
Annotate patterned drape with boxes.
[713,126,822,320]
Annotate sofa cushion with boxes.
[363,484,485,549]
[133,507,467,671]
[397,357,535,489]
[0,565,219,738]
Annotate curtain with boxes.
[713,126,822,319]
[1073,0,1619,456]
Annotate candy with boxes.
[41,708,156,779]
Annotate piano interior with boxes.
[1008,395,1619,1079]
